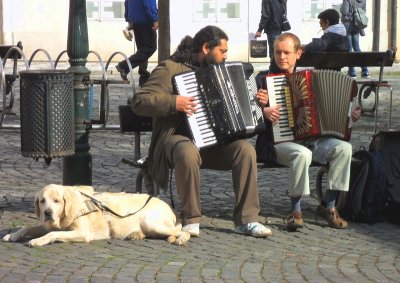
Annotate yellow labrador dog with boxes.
[3,184,190,246]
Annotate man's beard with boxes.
[201,54,224,67]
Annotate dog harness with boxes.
[75,199,100,219]
[79,192,153,218]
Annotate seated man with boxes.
[255,32,361,231]
[302,8,348,53]
[131,25,271,238]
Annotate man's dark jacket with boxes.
[257,0,287,33]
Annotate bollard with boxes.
[19,69,75,165]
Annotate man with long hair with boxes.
[131,25,272,238]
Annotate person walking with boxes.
[340,0,369,78]
[116,0,158,87]
[255,0,288,63]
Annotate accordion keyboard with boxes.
[173,71,218,148]
[265,75,295,142]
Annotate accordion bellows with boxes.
[265,69,358,143]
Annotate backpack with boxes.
[351,0,368,29]
[337,148,386,223]
[370,131,400,224]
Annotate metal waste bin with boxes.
[19,70,75,161]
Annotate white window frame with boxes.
[302,0,342,22]
[86,0,125,22]
[192,0,242,22]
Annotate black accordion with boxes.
[173,62,265,149]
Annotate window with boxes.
[302,0,325,20]
[86,0,124,21]
[192,0,240,22]
[302,0,342,21]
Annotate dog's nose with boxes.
[44,209,54,221]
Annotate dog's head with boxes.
[35,184,85,230]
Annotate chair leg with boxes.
[315,165,329,205]
[135,168,159,196]
[135,169,145,193]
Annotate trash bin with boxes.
[19,69,75,161]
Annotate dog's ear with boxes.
[34,193,40,219]
[61,187,81,228]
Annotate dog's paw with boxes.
[126,231,146,240]
[173,232,190,246]
[167,235,177,244]
[3,228,25,242]
[26,239,44,247]
[27,238,47,247]
[3,233,12,242]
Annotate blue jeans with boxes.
[267,31,282,59]
[347,33,368,75]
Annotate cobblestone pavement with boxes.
[0,62,400,282]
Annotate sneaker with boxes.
[234,222,272,238]
[116,64,128,81]
[316,205,348,229]
[361,72,370,78]
[182,223,200,237]
[286,211,304,231]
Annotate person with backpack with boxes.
[340,0,369,78]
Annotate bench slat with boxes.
[297,49,396,69]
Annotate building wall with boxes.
[1,0,398,63]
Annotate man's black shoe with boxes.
[116,65,128,81]
[139,76,149,87]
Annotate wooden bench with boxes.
[122,49,397,198]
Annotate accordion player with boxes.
[263,69,358,143]
[172,62,265,149]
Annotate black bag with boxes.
[370,131,400,224]
[337,148,386,223]
[118,105,152,132]
[255,125,276,164]
[250,39,268,58]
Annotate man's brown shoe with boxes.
[316,206,348,229]
[286,211,304,231]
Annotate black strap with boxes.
[80,192,153,218]
[169,168,175,209]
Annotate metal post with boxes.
[63,0,92,185]
[391,0,397,48]
[372,0,381,51]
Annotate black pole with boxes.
[391,0,397,48]
[63,0,92,185]
[372,0,381,51]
